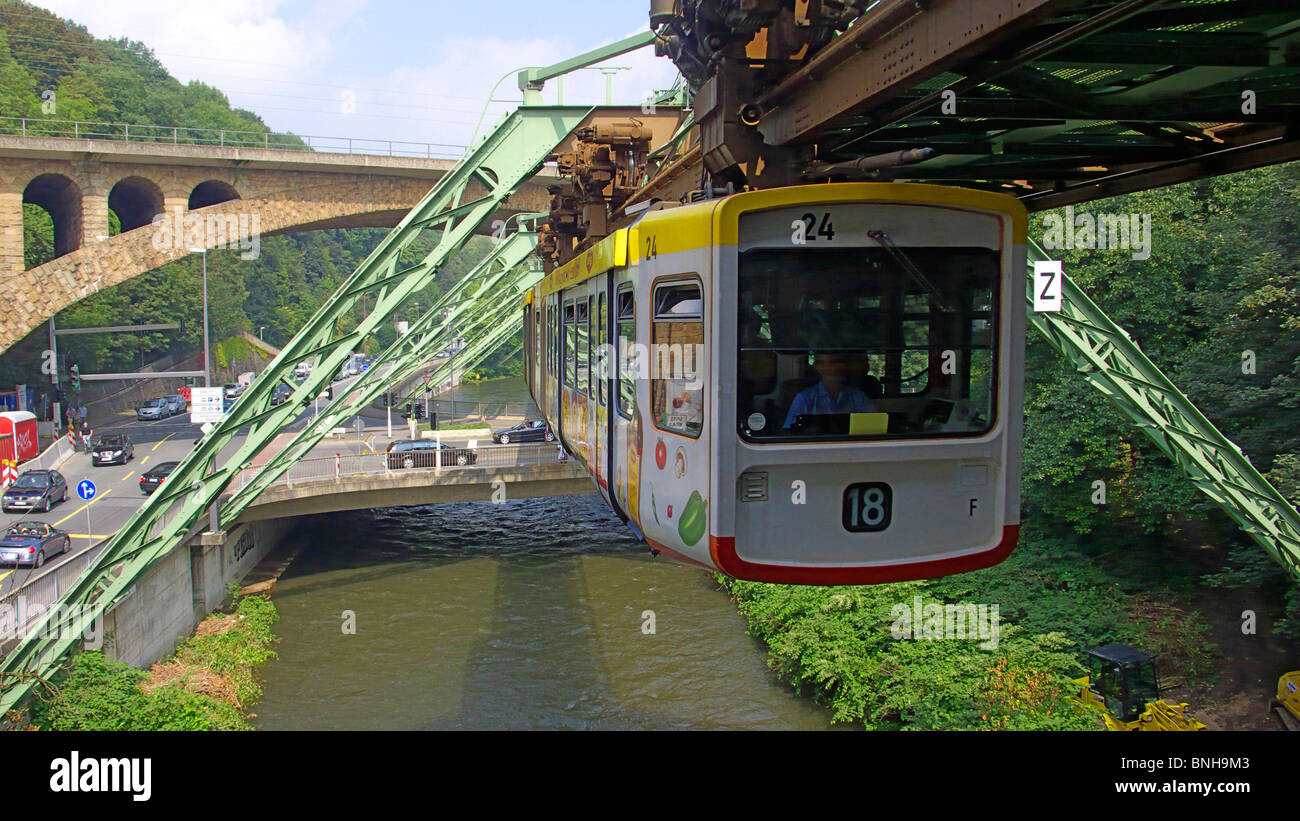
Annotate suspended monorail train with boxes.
[523,183,1027,584]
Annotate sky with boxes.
[30,0,681,156]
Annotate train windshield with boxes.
[737,246,999,442]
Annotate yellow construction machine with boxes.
[1073,644,1205,731]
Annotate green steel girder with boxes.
[0,105,595,713]
[221,231,543,516]
[1026,241,1300,583]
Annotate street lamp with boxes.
[258,326,265,341]
[188,247,210,387]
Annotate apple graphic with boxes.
[655,438,667,470]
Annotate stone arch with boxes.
[23,173,83,258]
[108,175,166,232]
[188,180,241,210]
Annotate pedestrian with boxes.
[79,405,87,423]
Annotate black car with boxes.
[90,434,134,466]
[385,439,477,469]
[270,384,294,406]
[1,470,68,513]
[0,521,70,568]
[492,419,554,444]
[138,461,180,495]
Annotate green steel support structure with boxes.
[1027,242,1300,582]
[0,106,591,712]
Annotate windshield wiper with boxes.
[867,230,954,313]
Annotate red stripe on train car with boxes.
[707,525,1019,585]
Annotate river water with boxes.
[253,495,839,730]
[256,377,838,729]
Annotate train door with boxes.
[546,294,561,435]
[561,297,576,451]
[635,273,710,566]
[612,276,639,528]
[593,285,610,495]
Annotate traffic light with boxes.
[69,364,81,392]
[55,388,65,403]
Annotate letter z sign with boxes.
[1033,260,1063,312]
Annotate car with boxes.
[222,383,243,400]
[164,394,187,414]
[492,419,554,444]
[90,434,134,466]
[385,439,477,469]
[0,522,70,568]
[1,470,68,513]
[139,461,180,495]
[270,384,294,406]
[292,362,312,379]
[136,397,169,420]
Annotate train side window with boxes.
[576,298,590,396]
[617,286,635,419]
[564,301,576,387]
[598,292,608,405]
[651,280,704,438]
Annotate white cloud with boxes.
[29,3,680,151]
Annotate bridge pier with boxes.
[0,184,23,274]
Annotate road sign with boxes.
[190,387,224,423]
[76,479,96,501]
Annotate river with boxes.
[253,494,840,729]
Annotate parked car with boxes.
[136,397,170,420]
[222,383,245,400]
[0,522,70,568]
[90,434,134,466]
[1,470,68,513]
[492,419,554,444]
[270,384,294,406]
[385,439,477,469]
[139,461,180,495]
[164,394,187,414]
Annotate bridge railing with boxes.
[0,116,465,159]
[234,440,567,489]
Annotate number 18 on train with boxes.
[524,183,1027,584]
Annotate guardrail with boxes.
[0,115,465,159]
[234,440,565,488]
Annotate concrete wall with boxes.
[100,516,294,669]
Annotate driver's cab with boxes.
[1083,643,1161,723]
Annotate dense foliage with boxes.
[31,593,278,731]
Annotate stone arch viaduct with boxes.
[0,133,552,352]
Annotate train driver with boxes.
[783,351,875,429]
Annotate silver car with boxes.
[164,394,186,415]
[136,398,169,420]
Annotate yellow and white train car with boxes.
[524,182,1027,584]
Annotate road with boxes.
[0,370,525,594]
